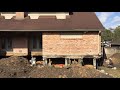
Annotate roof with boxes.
[0,12,105,31]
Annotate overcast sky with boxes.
[95,12,120,29]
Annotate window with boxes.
[1,38,6,49]
[7,39,12,49]
[31,36,42,50]
[60,32,83,39]
[1,38,12,50]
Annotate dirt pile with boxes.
[28,66,72,78]
[28,64,112,78]
[109,53,120,67]
[0,56,33,78]
[71,64,112,78]
[0,57,113,78]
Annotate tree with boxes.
[113,26,120,43]
[101,29,113,41]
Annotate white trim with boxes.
[28,13,69,19]
[1,13,16,19]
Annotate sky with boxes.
[95,12,120,29]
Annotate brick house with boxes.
[0,12,104,68]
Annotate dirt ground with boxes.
[109,53,120,67]
[0,56,113,78]
[99,53,120,78]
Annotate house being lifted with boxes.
[0,12,104,68]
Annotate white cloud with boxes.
[105,23,120,29]
[111,24,120,29]
[97,12,114,24]
[112,16,120,23]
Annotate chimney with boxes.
[15,12,24,20]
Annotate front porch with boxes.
[0,32,42,56]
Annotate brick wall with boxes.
[43,32,101,56]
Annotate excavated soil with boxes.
[0,56,33,78]
[0,56,113,78]
[109,53,120,67]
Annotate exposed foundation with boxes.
[42,55,101,69]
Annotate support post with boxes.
[93,58,97,69]
[74,59,76,64]
[43,57,47,66]
[65,58,68,67]
[68,58,71,65]
[78,58,83,66]
[48,58,52,67]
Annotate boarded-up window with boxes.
[60,32,83,39]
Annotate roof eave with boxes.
[0,29,104,31]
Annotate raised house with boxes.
[0,12,104,68]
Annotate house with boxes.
[0,12,104,68]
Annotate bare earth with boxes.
[0,56,113,78]
[100,53,120,78]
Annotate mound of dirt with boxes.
[28,66,72,78]
[0,57,113,78]
[28,64,112,78]
[71,64,112,78]
[109,53,120,67]
[0,56,33,78]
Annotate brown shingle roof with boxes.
[0,12,104,31]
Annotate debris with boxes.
[105,73,108,75]
[84,65,94,69]
[103,58,114,68]
[99,70,105,73]
[53,64,64,68]
[36,61,43,65]
[112,67,117,70]
[29,57,36,66]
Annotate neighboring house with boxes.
[0,12,104,68]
